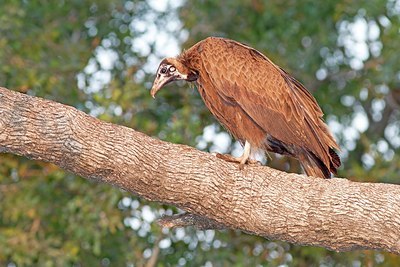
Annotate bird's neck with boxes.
[178,44,202,72]
[175,51,199,82]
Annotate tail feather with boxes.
[300,151,331,178]
[329,148,341,174]
[263,135,340,178]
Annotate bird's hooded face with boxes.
[150,58,198,98]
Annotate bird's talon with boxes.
[248,159,261,166]
[216,153,253,170]
[215,153,238,163]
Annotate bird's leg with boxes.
[216,141,257,169]
[239,140,251,168]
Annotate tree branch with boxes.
[158,213,226,230]
[0,87,399,254]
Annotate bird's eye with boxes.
[160,68,167,74]
[169,66,176,72]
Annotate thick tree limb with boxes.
[0,87,399,254]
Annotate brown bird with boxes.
[151,37,340,178]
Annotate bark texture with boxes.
[0,87,399,254]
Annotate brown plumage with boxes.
[151,37,340,178]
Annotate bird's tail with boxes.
[299,149,340,179]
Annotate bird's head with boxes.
[150,57,198,98]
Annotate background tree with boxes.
[0,0,399,266]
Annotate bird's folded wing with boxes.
[199,38,335,165]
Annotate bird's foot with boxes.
[215,153,240,163]
[215,141,261,170]
[247,159,262,166]
[215,153,261,170]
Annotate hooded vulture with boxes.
[151,37,340,178]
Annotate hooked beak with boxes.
[150,76,175,98]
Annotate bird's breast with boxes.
[196,78,266,148]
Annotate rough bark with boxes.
[0,87,399,254]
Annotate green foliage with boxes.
[1,0,399,266]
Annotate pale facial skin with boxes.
[150,62,188,98]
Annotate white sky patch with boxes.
[385,123,400,148]
[130,0,186,74]
[202,124,218,143]
[210,132,232,153]
[90,70,111,92]
[341,95,356,107]
[142,205,156,223]
[338,17,377,70]
[378,15,391,28]
[368,20,380,40]
[80,50,116,94]
[371,98,386,121]
[361,153,375,169]
[175,228,186,240]
[126,217,141,230]
[377,139,389,153]
[79,0,186,117]
[148,0,184,12]
[328,115,358,157]
[387,0,400,16]
[231,141,244,158]
[351,18,368,44]
[84,58,97,75]
[159,238,172,249]
[96,47,118,70]
[132,37,152,57]
[121,196,132,207]
[337,15,383,69]
[130,199,140,209]
[196,124,233,154]
[315,68,328,80]
[333,14,392,161]
[330,104,372,157]
[137,29,183,73]
[343,126,359,150]
[327,116,344,137]
[351,111,369,132]
[359,88,369,100]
